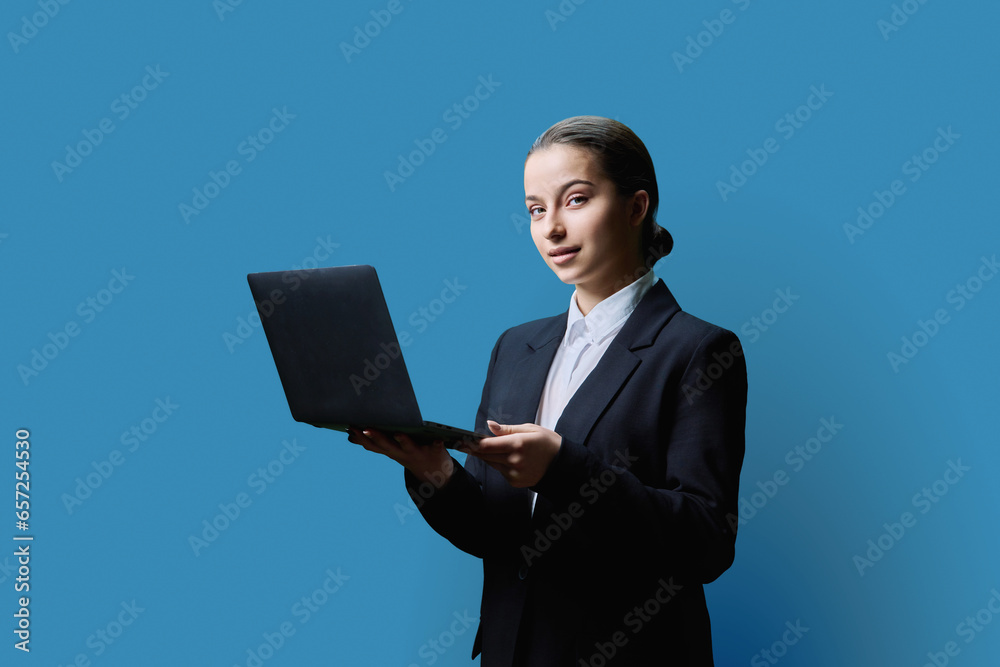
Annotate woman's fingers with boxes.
[350,427,450,472]
[460,427,560,488]
[463,451,515,467]
[349,427,401,457]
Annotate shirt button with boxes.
[518,565,528,580]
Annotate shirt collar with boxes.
[564,269,656,348]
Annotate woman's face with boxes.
[524,144,646,295]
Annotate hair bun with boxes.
[645,222,673,264]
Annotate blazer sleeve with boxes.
[401,330,510,559]
[531,326,748,583]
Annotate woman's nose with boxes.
[543,210,565,239]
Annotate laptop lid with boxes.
[247,264,426,431]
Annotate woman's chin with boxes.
[549,265,580,285]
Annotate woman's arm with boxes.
[350,330,512,559]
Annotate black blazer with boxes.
[405,278,747,666]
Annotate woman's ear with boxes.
[629,190,650,228]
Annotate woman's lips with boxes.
[550,248,580,265]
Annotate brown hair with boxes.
[526,116,673,266]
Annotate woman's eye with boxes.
[568,195,587,205]
[529,206,544,216]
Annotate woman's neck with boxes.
[574,266,649,316]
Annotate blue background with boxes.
[4,0,999,664]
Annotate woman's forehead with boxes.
[524,145,603,189]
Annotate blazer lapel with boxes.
[498,279,683,542]
[551,279,682,448]
[491,279,681,486]
[501,315,566,427]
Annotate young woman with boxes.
[349,116,748,666]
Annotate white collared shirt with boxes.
[530,269,656,514]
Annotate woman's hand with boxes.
[347,427,454,488]
[459,420,562,488]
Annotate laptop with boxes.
[247,264,483,448]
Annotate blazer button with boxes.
[518,565,528,580]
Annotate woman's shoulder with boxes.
[668,309,739,342]
[492,311,566,351]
